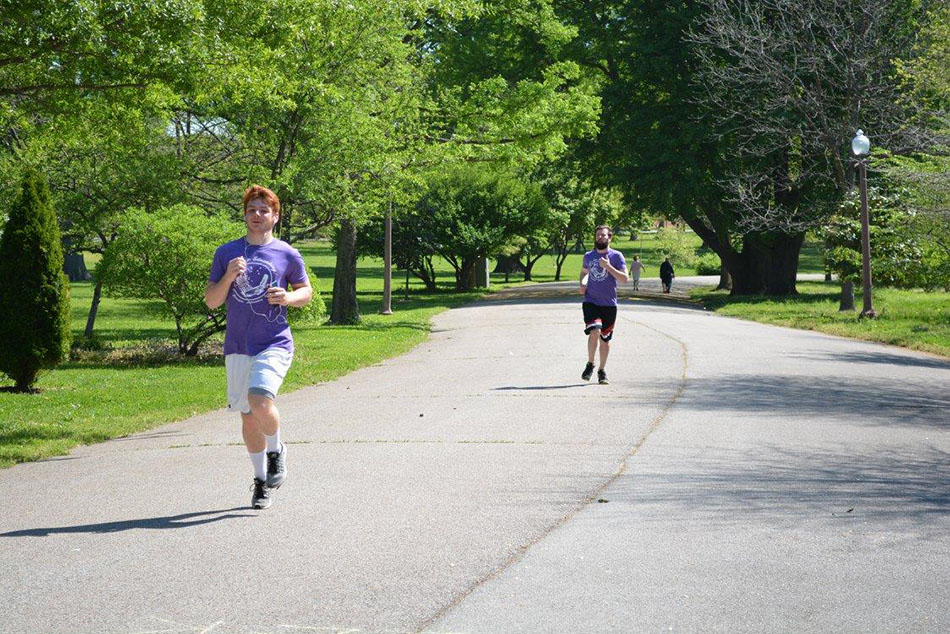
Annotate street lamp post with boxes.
[852,130,876,319]
[380,194,393,315]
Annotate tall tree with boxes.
[556,0,932,295]
[685,0,930,294]
[177,0,456,322]
[535,158,625,280]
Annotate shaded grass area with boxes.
[692,281,950,358]
[796,239,825,275]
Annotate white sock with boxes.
[265,431,281,454]
[249,450,267,481]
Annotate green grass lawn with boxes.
[0,241,478,467]
[692,281,950,357]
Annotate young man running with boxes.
[205,185,312,509]
[579,225,628,385]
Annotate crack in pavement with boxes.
[416,316,690,633]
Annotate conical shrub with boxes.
[0,171,71,391]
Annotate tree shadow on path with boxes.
[615,445,950,540]
[667,374,950,430]
[791,349,950,371]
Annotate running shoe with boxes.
[266,443,287,489]
[582,362,595,381]
[251,478,272,509]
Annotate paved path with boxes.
[1,282,948,633]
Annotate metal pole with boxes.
[858,160,876,319]
[381,195,393,315]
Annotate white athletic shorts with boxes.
[225,348,293,414]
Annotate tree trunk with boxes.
[492,256,525,275]
[824,237,832,281]
[282,205,293,245]
[554,251,569,281]
[381,202,392,315]
[63,252,90,281]
[84,278,104,339]
[523,254,545,281]
[716,263,732,291]
[175,316,187,355]
[839,281,855,311]
[761,232,803,295]
[330,218,361,324]
[725,232,804,296]
[411,262,437,291]
[456,258,476,291]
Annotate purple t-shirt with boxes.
[209,238,309,356]
[583,248,626,307]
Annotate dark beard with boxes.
[595,240,609,250]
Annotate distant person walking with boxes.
[660,257,675,294]
[205,185,313,510]
[629,255,645,291]
[579,225,628,385]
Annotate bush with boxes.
[288,286,326,325]
[695,252,722,275]
[0,171,71,390]
[655,226,698,267]
[822,187,933,289]
[98,205,239,355]
[72,333,107,352]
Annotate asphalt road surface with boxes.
[2,283,947,633]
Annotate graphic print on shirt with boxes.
[234,255,286,324]
[588,254,610,282]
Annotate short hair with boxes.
[242,185,280,216]
[594,224,613,237]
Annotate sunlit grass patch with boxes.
[693,282,950,357]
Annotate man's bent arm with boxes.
[285,281,313,308]
[205,278,233,310]
[606,263,629,284]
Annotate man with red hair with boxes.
[205,185,313,509]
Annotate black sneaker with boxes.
[266,443,287,489]
[251,478,271,509]
[598,369,609,385]
[581,362,595,381]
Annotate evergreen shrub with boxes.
[0,171,71,391]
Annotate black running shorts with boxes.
[582,302,618,341]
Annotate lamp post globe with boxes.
[852,130,870,157]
